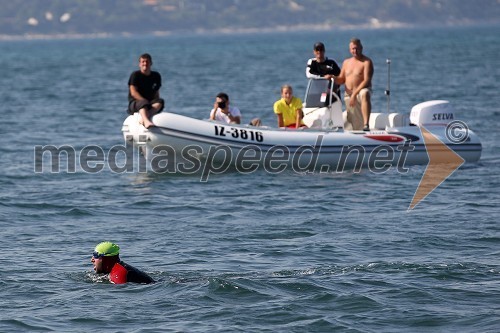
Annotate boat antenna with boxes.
[385,58,391,113]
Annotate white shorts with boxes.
[344,88,371,130]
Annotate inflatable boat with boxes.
[122,79,481,173]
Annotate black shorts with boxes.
[127,98,165,115]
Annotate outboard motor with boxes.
[410,100,455,126]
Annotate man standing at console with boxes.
[128,53,164,129]
[306,42,341,98]
[336,38,374,131]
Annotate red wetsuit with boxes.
[109,261,154,284]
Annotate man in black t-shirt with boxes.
[306,42,341,99]
[128,53,164,129]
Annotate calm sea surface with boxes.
[1,26,499,332]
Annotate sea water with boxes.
[0,26,499,332]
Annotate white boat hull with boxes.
[121,111,482,173]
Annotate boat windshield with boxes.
[304,79,334,108]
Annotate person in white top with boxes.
[209,92,241,124]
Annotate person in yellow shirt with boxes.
[273,85,306,129]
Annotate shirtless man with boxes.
[336,38,374,131]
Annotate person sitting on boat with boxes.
[209,93,261,126]
[273,85,306,129]
[306,42,341,98]
[209,92,241,124]
[127,53,164,129]
[91,241,154,284]
[335,38,374,131]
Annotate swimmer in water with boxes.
[91,241,154,284]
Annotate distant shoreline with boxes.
[0,23,400,41]
[1,21,497,41]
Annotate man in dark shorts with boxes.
[128,53,164,129]
[91,241,154,284]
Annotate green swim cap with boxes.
[94,241,120,257]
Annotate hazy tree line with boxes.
[1,0,498,36]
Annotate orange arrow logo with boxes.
[408,126,465,210]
